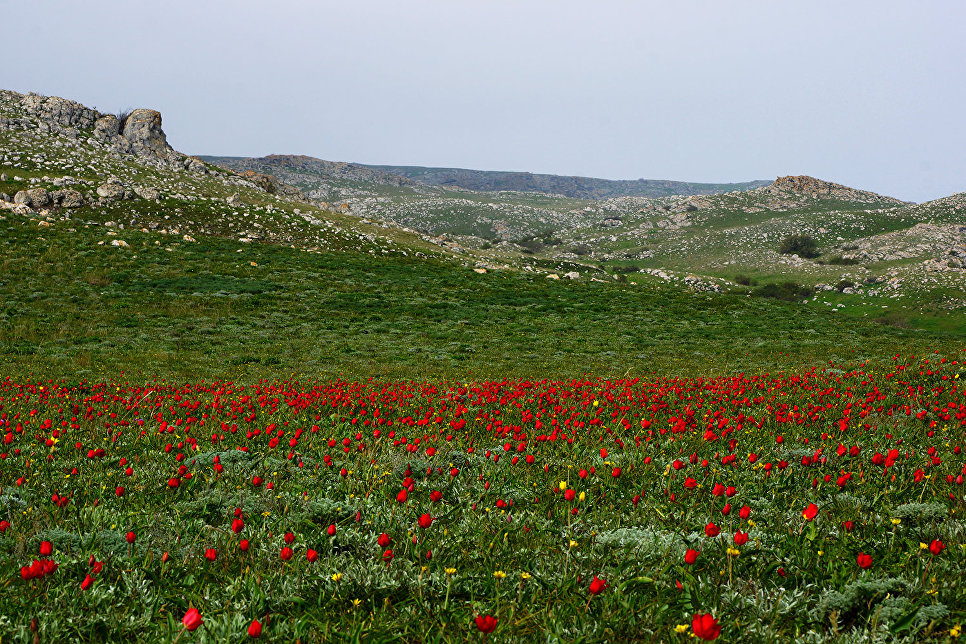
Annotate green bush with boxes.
[752,281,815,302]
[779,234,820,259]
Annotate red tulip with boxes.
[327,524,337,536]
[205,548,217,562]
[929,539,945,556]
[378,533,392,548]
[248,619,262,638]
[382,548,394,563]
[39,541,52,557]
[856,552,873,569]
[475,614,498,634]
[738,505,750,520]
[0,520,10,533]
[733,531,748,546]
[280,546,293,561]
[564,489,576,501]
[611,467,621,478]
[126,531,136,544]
[692,613,721,640]
[705,522,720,538]
[284,531,295,545]
[802,503,818,521]
[182,607,203,631]
[396,488,408,503]
[588,575,607,595]
[430,490,443,503]
[418,513,433,529]
[239,539,250,552]
[306,549,318,562]
[232,518,245,534]
[168,477,180,488]
[685,549,700,564]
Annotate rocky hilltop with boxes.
[767,175,909,205]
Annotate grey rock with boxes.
[93,115,120,140]
[24,188,52,207]
[13,190,28,205]
[134,185,160,200]
[59,189,85,208]
[227,193,242,207]
[96,183,125,200]
[0,193,9,202]
[20,94,99,129]
[0,173,7,181]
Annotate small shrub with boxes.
[752,281,815,302]
[778,234,820,259]
[734,274,753,286]
[116,108,133,131]
[572,243,592,256]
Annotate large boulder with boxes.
[94,115,121,139]
[13,188,51,208]
[96,183,125,200]
[55,189,85,208]
[120,109,179,163]
[134,185,159,200]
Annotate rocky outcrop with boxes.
[20,94,99,130]
[768,176,908,205]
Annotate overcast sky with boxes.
[4,1,964,202]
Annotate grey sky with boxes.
[4,0,964,202]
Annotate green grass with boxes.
[1,211,962,384]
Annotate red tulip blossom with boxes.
[733,531,749,546]
[182,607,203,631]
[248,619,262,638]
[280,547,293,561]
[39,541,52,557]
[327,524,337,536]
[239,539,250,552]
[856,552,873,569]
[685,549,700,564]
[802,503,818,521]
[705,522,720,538]
[126,531,136,544]
[475,614,498,634]
[418,513,433,529]
[692,613,721,640]
[929,539,945,556]
[232,518,245,534]
[382,549,394,564]
[378,533,392,548]
[588,575,607,595]
[396,488,408,503]
[306,549,318,562]
[205,548,217,562]
[284,531,295,545]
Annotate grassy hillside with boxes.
[1,209,960,383]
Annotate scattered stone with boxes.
[110,239,130,247]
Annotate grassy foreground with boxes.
[0,356,964,641]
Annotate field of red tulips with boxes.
[1,355,964,641]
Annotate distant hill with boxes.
[362,164,771,199]
[201,155,769,200]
